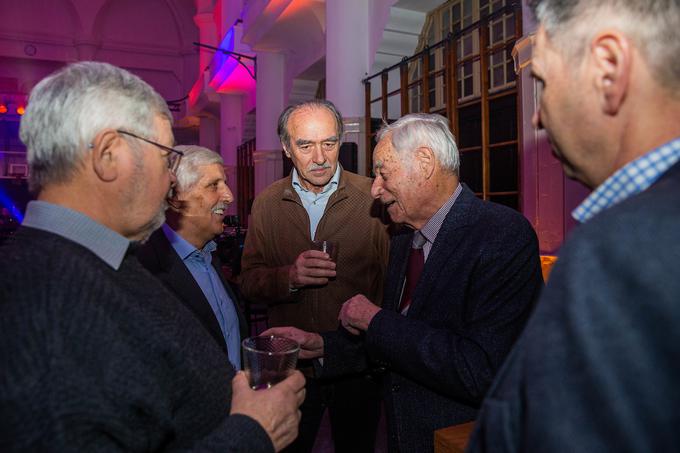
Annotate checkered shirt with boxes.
[573,137,680,223]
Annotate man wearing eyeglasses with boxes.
[136,145,247,372]
[240,99,390,453]
[0,61,304,452]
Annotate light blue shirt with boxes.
[573,137,680,223]
[22,200,129,270]
[162,224,241,370]
[292,165,341,238]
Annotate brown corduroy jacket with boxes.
[239,169,390,333]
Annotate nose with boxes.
[370,176,383,199]
[312,145,326,165]
[221,183,234,204]
[169,169,178,185]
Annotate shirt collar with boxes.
[22,200,130,270]
[419,183,463,245]
[291,165,341,195]
[573,137,680,223]
[162,223,216,260]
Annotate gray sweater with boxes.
[0,227,273,452]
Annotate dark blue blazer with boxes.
[322,185,543,452]
[469,161,680,453]
[136,228,248,357]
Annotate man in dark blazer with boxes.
[468,1,680,451]
[137,145,247,368]
[266,113,543,452]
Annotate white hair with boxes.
[173,145,224,192]
[376,113,460,174]
[530,0,680,91]
[19,61,172,192]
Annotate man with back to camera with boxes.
[239,99,390,452]
[0,61,304,452]
[468,0,680,451]
[267,112,544,452]
[136,145,248,370]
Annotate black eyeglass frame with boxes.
[116,129,184,172]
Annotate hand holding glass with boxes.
[311,240,338,263]
[242,336,300,390]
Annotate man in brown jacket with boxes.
[240,99,389,452]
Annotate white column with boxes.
[254,50,286,195]
[199,115,219,153]
[220,93,242,215]
[193,1,217,72]
[325,0,371,175]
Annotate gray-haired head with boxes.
[173,145,224,193]
[19,61,172,193]
[277,99,344,151]
[376,113,459,174]
[529,0,680,92]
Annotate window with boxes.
[366,0,522,210]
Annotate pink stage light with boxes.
[208,28,255,94]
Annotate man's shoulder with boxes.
[253,176,292,205]
[1,227,99,269]
[451,189,531,234]
[340,170,374,194]
[0,227,121,307]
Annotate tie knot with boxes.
[412,231,427,249]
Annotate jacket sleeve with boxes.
[239,196,294,304]
[365,217,542,405]
[316,329,371,379]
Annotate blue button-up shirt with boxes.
[292,165,341,238]
[573,137,680,223]
[162,224,241,370]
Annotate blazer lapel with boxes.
[407,186,482,317]
[150,231,229,353]
[384,229,413,312]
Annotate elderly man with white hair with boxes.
[267,112,543,452]
[0,61,304,452]
[137,145,247,372]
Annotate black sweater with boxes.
[0,227,273,452]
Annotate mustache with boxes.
[308,163,331,171]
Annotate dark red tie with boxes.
[399,232,426,313]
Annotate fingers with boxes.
[261,327,293,338]
[340,321,361,336]
[279,370,306,393]
[231,371,249,392]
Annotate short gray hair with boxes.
[277,99,344,151]
[19,61,172,192]
[376,113,459,174]
[529,0,680,91]
[173,145,224,192]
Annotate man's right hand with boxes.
[230,371,306,452]
[288,250,336,289]
[262,326,325,359]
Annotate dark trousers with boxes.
[283,373,382,453]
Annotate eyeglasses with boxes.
[117,129,184,172]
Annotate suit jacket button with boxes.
[392,384,400,392]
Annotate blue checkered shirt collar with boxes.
[573,137,680,223]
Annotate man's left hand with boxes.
[338,294,381,335]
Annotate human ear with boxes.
[90,129,120,182]
[415,147,435,178]
[590,30,631,115]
